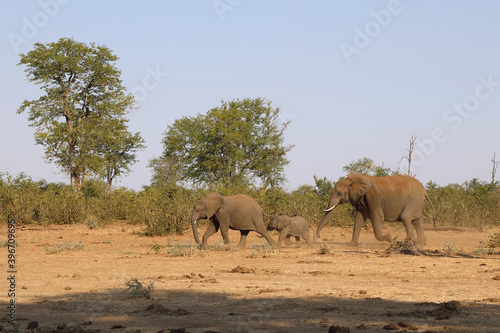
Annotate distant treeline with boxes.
[0,173,498,235]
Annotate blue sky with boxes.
[1,0,499,190]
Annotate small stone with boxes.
[398,321,418,330]
[170,329,186,333]
[383,323,400,330]
[328,325,350,333]
[230,266,255,274]
[27,321,38,329]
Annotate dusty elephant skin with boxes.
[190,192,276,248]
[316,174,436,246]
[267,215,314,248]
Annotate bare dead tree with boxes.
[492,151,500,183]
[401,135,417,177]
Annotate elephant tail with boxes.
[309,225,317,240]
[262,212,276,220]
[425,193,437,232]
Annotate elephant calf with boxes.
[267,215,314,248]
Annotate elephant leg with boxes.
[217,215,231,245]
[276,227,290,248]
[371,213,392,243]
[202,222,219,246]
[293,236,302,248]
[400,214,417,244]
[219,226,231,245]
[236,230,250,248]
[411,216,426,246]
[302,233,313,248]
[254,224,277,247]
[348,211,366,246]
[284,234,292,246]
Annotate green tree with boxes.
[89,118,145,187]
[313,175,333,197]
[148,155,182,187]
[159,98,293,189]
[343,157,396,177]
[17,38,144,190]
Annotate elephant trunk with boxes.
[266,217,278,231]
[191,220,202,245]
[316,209,335,238]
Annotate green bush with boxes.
[1,172,498,235]
[129,184,197,236]
[427,179,500,228]
[0,173,85,225]
[0,173,137,226]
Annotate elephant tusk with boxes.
[323,205,336,212]
[193,220,197,225]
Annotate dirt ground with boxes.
[1,222,499,333]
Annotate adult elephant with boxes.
[190,193,276,248]
[316,174,436,246]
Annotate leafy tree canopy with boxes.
[17,37,144,189]
[342,157,398,177]
[158,98,293,189]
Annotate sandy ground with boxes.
[1,222,499,333]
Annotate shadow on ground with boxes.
[9,288,500,332]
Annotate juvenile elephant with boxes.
[267,215,314,248]
[316,174,436,246]
[191,193,276,248]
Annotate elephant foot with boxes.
[414,238,426,247]
[346,241,359,247]
[383,233,393,243]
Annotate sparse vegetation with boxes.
[86,216,99,230]
[124,278,155,299]
[208,240,235,252]
[472,242,495,256]
[486,233,500,249]
[251,241,274,256]
[43,241,85,254]
[151,242,163,254]
[386,239,421,256]
[167,242,201,257]
[0,240,17,247]
[1,165,499,238]
[442,242,464,257]
[318,243,331,255]
[473,233,500,256]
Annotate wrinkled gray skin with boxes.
[191,193,276,248]
[316,174,436,246]
[267,215,314,248]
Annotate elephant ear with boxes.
[348,174,371,204]
[206,193,223,218]
[275,216,289,229]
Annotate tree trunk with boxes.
[66,114,81,192]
